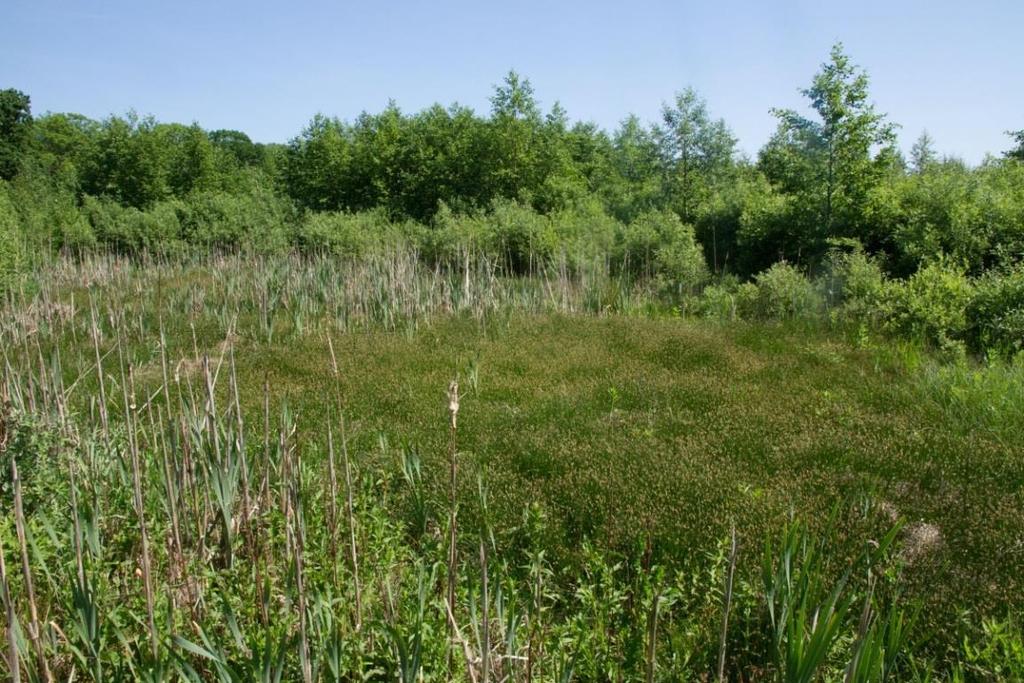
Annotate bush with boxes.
[819,245,887,322]
[423,202,488,265]
[485,198,557,273]
[293,209,398,257]
[58,212,97,252]
[881,259,974,352]
[83,195,181,252]
[0,184,23,292]
[750,262,821,320]
[653,213,708,293]
[968,266,1024,357]
[696,276,758,321]
[614,209,708,292]
[549,198,618,272]
[178,190,290,251]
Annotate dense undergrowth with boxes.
[0,250,1022,681]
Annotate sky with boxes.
[3,0,1022,164]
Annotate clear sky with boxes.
[3,0,1022,163]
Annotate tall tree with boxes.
[487,71,544,202]
[0,89,33,180]
[910,131,937,172]
[656,88,736,223]
[1006,129,1024,161]
[761,43,898,256]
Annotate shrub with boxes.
[58,212,97,252]
[968,266,1024,357]
[423,202,488,265]
[616,210,661,277]
[549,198,618,272]
[485,198,556,273]
[293,209,396,257]
[881,259,974,352]
[83,195,181,252]
[697,282,741,320]
[178,190,290,251]
[614,209,708,292]
[750,262,821,320]
[819,245,887,322]
[653,213,708,294]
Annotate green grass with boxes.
[221,314,1021,621]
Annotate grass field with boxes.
[1,253,1023,681]
[238,315,1024,638]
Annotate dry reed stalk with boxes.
[326,335,362,629]
[88,300,109,448]
[11,454,52,682]
[446,379,460,670]
[283,422,312,683]
[445,598,480,683]
[0,388,22,683]
[480,538,490,683]
[718,524,738,683]
[156,403,185,618]
[0,530,19,683]
[326,418,340,586]
[229,346,254,545]
[122,361,159,661]
[645,584,662,683]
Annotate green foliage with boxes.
[959,617,1024,680]
[657,88,737,223]
[0,88,33,180]
[820,244,887,321]
[178,189,291,251]
[760,43,899,262]
[653,214,709,293]
[751,261,821,320]
[486,198,558,273]
[0,182,23,291]
[967,265,1024,357]
[1005,129,1024,161]
[293,209,398,256]
[875,159,1024,276]
[615,209,707,290]
[881,259,974,352]
[82,195,179,252]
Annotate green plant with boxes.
[751,261,821,320]
[0,184,23,291]
[881,258,974,353]
[967,265,1024,358]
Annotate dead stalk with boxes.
[11,454,52,682]
[718,523,738,683]
[326,335,362,629]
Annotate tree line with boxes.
[2,43,1023,284]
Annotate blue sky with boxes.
[3,0,1022,163]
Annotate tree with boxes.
[487,71,544,202]
[161,123,219,196]
[83,114,173,208]
[0,89,33,180]
[761,43,898,258]
[656,88,736,223]
[209,129,263,166]
[910,131,937,172]
[1006,129,1024,161]
[282,114,353,211]
[603,115,662,221]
